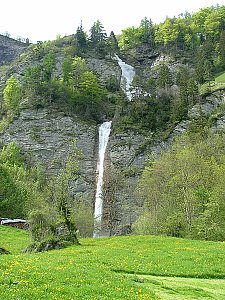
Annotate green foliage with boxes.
[3,75,22,114]
[73,198,94,237]
[22,65,42,102]
[136,131,225,241]
[0,139,88,249]
[75,22,87,55]
[157,63,173,89]
[89,19,108,57]
[119,26,144,50]
[105,75,120,92]
[156,17,179,46]
[116,91,173,134]
[0,142,51,219]
[21,53,111,122]
[119,5,225,74]
[107,31,119,57]
[27,140,82,249]
[28,209,54,242]
[0,142,31,218]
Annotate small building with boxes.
[0,218,28,229]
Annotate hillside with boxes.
[1,226,225,299]
[0,5,225,240]
[0,34,27,66]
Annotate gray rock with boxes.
[86,57,121,83]
[0,35,27,66]
[0,108,98,202]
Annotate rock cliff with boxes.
[0,35,27,66]
[0,37,225,236]
[0,109,98,202]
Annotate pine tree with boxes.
[140,17,155,47]
[107,31,119,57]
[89,20,107,57]
[75,22,87,54]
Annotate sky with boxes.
[1,0,224,42]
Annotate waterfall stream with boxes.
[93,121,112,237]
[93,56,135,237]
[115,54,135,101]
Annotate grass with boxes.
[0,226,29,254]
[215,71,225,83]
[0,226,225,299]
[200,71,225,96]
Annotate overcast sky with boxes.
[1,0,224,42]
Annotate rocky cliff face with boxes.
[1,92,224,236]
[0,106,149,236]
[86,57,121,83]
[1,40,225,236]
[0,35,27,66]
[0,109,98,202]
[101,130,149,235]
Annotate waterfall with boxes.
[93,121,112,237]
[115,54,135,101]
[93,56,135,237]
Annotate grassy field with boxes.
[0,226,225,299]
[215,71,225,83]
[200,71,225,95]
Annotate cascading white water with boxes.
[115,54,135,101]
[93,121,112,237]
[93,56,135,237]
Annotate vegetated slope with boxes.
[0,34,27,66]
[1,5,225,239]
[1,226,225,299]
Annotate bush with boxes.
[28,209,54,242]
[165,213,186,237]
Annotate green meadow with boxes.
[215,71,225,83]
[0,226,225,299]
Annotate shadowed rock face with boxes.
[0,108,98,202]
[0,35,27,66]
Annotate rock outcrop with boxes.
[102,130,149,235]
[0,108,98,201]
[86,57,121,83]
[0,35,27,66]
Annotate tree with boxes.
[135,132,225,240]
[23,65,42,102]
[107,31,119,57]
[3,75,22,114]
[119,26,140,50]
[89,19,107,45]
[89,20,107,57]
[75,22,87,54]
[71,56,87,88]
[157,63,173,89]
[42,51,56,102]
[62,55,73,84]
[217,30,225,70]
[195,46,214,84]
[0,142,37,218]
[139,17,155,47]
[155,17,179,47]
[28,140,82,249]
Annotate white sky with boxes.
[1,0,224,42]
